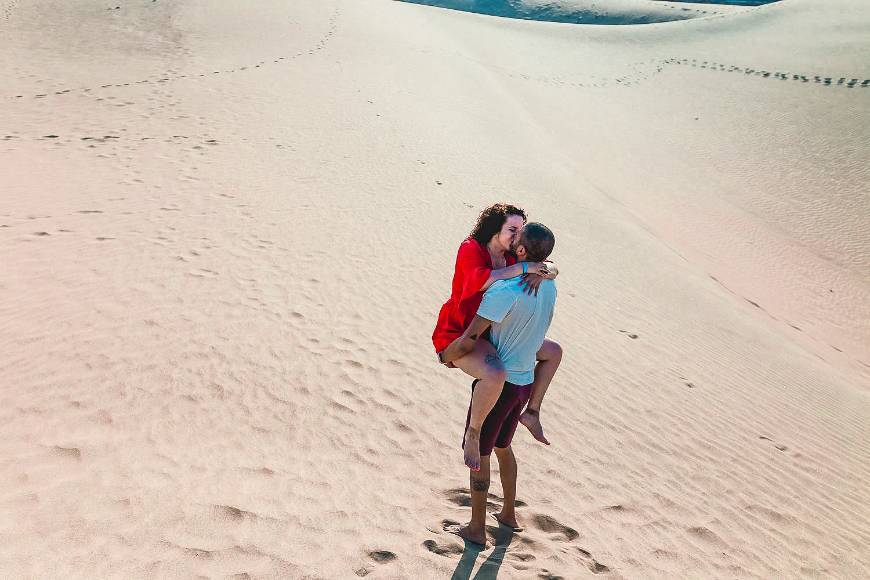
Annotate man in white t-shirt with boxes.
[440,222,557,547]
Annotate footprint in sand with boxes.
[50,446,82,460]
[509,551,536,562]
[528,513,611,574]
[435,489,610,575]
[422,538,464,557]
[576,547,611,574]
[211,504,256,522]
[530,514,579,542]
[367,550,397,563]
[355,550,398,576]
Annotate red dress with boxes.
[432,238,517,352]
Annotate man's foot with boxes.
[491,512,523,532]
[453,524,487,547]
[463,427,481,471]
[519,409,550,445]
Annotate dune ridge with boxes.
[395,0,747,25]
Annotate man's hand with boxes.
[440,315,493,365]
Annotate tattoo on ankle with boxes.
[470,333,478,341]
[524,408,539,416]
[471,480,490,492]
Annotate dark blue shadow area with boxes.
[396,0,779,25]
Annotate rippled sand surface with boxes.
[1,0,868,578]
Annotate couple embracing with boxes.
[433,203,562,547]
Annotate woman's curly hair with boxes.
[469,203,527,245]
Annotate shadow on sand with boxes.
[450,525,515,580]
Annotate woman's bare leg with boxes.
[519,338,562,445]
[452,339,506,471]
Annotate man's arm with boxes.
[440,315,493,365]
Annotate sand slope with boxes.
[1,0,869,578]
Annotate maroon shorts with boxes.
[463,379,532,456]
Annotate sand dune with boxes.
[1,0,868,578]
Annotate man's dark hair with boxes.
[469,203,527,245]
[519,222,555,262]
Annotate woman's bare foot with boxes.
[491,512,523,532]
[519,409,550,445]
[463,427,481,471]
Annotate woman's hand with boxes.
[518,273,546,296]
[527,262,550,276]
[542,262,558,279]
[519,261,559,294]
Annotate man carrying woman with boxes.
[433,203,563,471]
[438,222,559,546]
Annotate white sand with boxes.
[1,0,869,578]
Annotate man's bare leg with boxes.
[457,455,491,546]
[492,446,521,530]
[519,338,562,445]
[453,340,506,471]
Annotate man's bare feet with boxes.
[491,512,523,532]
[519,409,550,445]
[463,427,481,471]
[455,524,487,547]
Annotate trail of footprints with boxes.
[1,133,231,150]
[5,6,339,101]
[418,488,611,576]
[6,2,868,104]
[484,52,869,91]
[663,57,870,88]
[1,0,17,22]
[574,58,868,90]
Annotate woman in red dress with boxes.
[433,203,562,470]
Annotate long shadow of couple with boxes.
[450,524,516,580]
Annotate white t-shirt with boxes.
[477,276,556,386]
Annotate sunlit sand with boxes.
[1,0,868,577]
